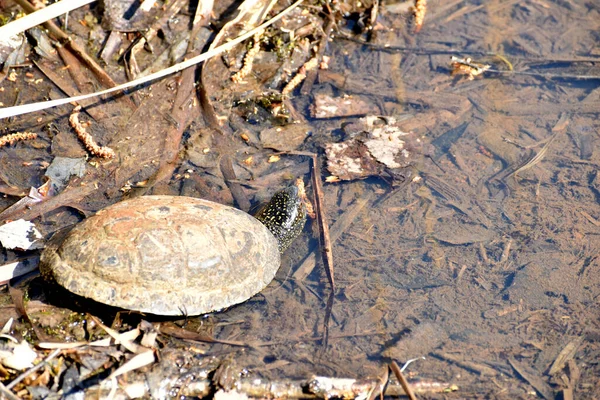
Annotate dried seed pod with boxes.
[282,57,319,96]
[69,106,115,159]
[414,0,427,33]
[0,132,37,148]
[231,33,262,83]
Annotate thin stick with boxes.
[293,193,372,282]
[220,155,251,212]
[0,382,20,400]
[310,155,335,290]
[5,349,61,390]
[284,150,335,288]
[389,361,418,400]
[301,18,334,95]
[286,151,335,349]
[367,366,389,400]
[310,155,334,349]
[157,322,250,347]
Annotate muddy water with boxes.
[216,1,600,396]
[1,0,599,397]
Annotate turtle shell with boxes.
[39,196,280,316]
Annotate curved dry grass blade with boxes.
[107,350,155,380]
[0,0,95,39]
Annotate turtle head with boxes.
[254,186,306,253]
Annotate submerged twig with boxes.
[432,352,498,376]
[293,192,371,282]
[284,151,334,290]
[220,154,251,212]
[309,153,334,291]
[157,322,249,347]
[390,361,418,400]
[337,36,600,80]
[508,357,554,400]
[283,151,334,348]
[451,56,600,81]
[488,129,562,191]
[509,130,560,179]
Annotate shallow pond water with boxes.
[207,1,600,396]
[1,0,599,398]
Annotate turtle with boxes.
[39,187,306,316]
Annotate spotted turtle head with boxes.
[254,186,306,253]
